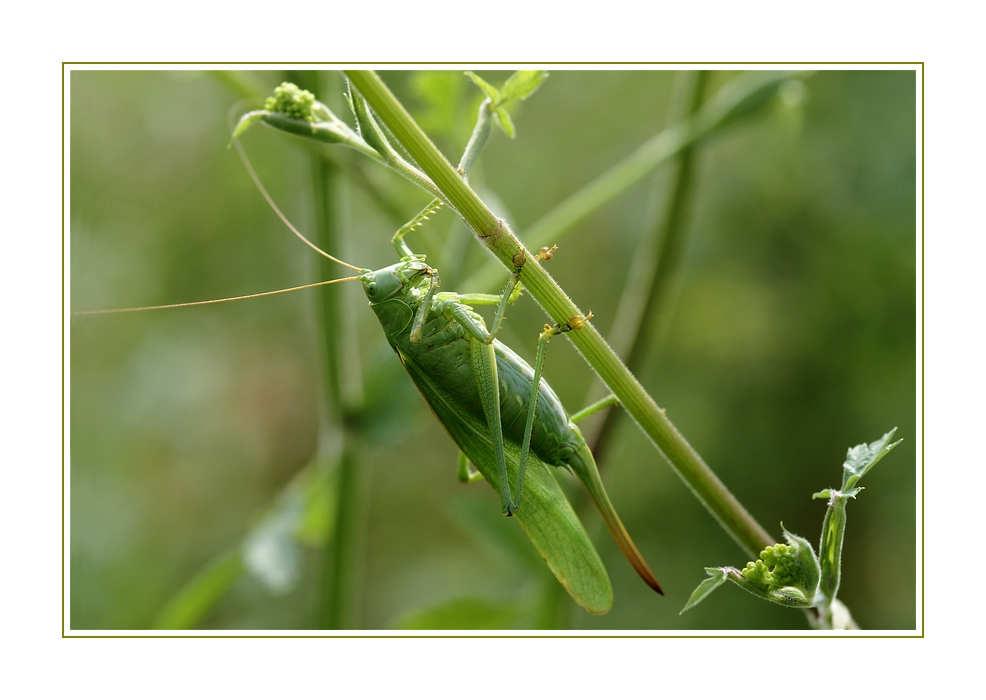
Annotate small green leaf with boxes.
[464,71,500,103]
[493,106,516,139]
[782,525,820,599]
[349,87,391,158]
[842,427,901,490]
[680,567,729,614]
[499,70,548,103]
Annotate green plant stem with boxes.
[345,70,774,559]
[556,71,707,627]
[312,151,362,629]
[458,98,494,176]
[296,69,366,629]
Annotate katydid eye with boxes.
[366,281,378,296]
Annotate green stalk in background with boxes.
[289,69,367,630]
[589,70,708,462]
[542,70,710,628]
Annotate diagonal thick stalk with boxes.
[345,70,774,559]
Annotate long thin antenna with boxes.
[74,277,362,315]
[230,132,365,273]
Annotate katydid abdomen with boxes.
[367,273,663,595]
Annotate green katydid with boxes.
[77,74,663,615]
[363,206,664,603]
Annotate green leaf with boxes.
[397,597,520,630]
[499,70,548,103]
[493,106,516,139]
[782,525,820,599]
[842,427,901,490]
[349,87,392,158]
[812,428,900,601]
[464,71,500,103]
[680,567,729,614]
[152,549,244,629]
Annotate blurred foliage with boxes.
[69,69,916,630]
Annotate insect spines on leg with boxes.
[393,198,445,258]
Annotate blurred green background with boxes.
[70,69,917,630]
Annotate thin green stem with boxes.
[458,98,494,177]
[569,394,619,424]
[346,69,775,559]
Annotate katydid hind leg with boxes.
[510,325,555,516]
[468,335,514,515]
[455,302,528,515]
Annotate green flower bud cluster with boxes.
[742,543,802,590]
[264,82,317,122]
[681,430,899,626]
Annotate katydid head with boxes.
[361,259,436,304]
